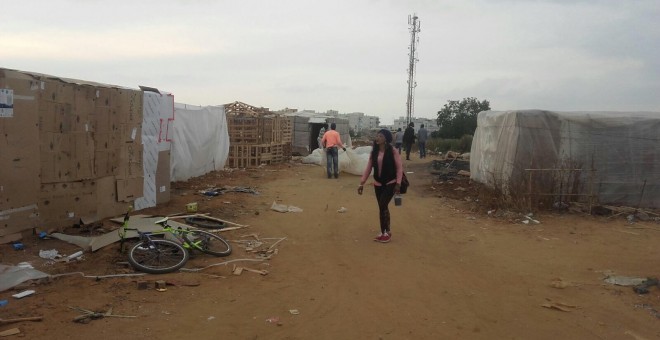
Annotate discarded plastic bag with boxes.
[39,249,60,260]
[270,201,303,213]
[604,275,647,286]
[0,263,49,293]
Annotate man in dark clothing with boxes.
[417,123,428,159]
[402,122,416,160]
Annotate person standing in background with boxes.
[321,123,346,179]
[417,123,428,159]
[394,128,404,154]
[317,125,326,150]
[402,122,416,160]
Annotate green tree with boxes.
[435,97,490,139]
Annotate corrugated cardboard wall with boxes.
[0,68,145,239]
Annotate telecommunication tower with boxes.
[405,14,420,126]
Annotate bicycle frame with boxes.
[119,216,213,253]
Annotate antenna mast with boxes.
[405,13,420,126]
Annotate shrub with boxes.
[426,135,473,154]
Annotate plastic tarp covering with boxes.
[470,110,660,207]
[0,263,49,292]
[171,104,229,181]
[302,146,372,176]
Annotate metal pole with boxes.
[406,14,420,126]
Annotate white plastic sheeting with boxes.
[302,146,372,176]
[470,110,660,207]
[170,104,230,182]
[135,92,173,210]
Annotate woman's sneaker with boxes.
[373,233,383,241]
[379,234,391,243]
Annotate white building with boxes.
[339,112,380,133]
[392,116,439,134]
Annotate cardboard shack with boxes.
[284,111,350,156]
[470,110,660,209]
[0,68,173,243]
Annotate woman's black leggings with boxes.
[374,183,396,234]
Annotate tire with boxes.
[184,217,226,230]
[127,239,189,274]
[183,230,232,257]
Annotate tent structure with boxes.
[470,110,660,208]
[284,112,351,156]
[170,104,230,182]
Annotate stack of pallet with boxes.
[225,101,292,168]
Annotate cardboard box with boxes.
[0,69,41,222]
[38,180,96,227]
[156,150,171,204]
[1,68,154,237]
[116,177,144,202]
[116,143,143,180]
[96,176,129,218]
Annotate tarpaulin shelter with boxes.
[470,110,660,208]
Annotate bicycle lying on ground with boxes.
[118,209,232,274]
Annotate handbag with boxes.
[399,173,410,194]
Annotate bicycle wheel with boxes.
[128,239,189,274]
[184,216,226,230]
[183,230,232,257]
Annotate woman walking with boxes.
[357,129,403,243]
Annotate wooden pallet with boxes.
[227,142,292,168]
[227,116,262,144]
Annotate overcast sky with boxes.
[2,0,659,124]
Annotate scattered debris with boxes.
[604,275,647,286]
[0,316,42,326]
[542,302,578,312]
[66,251,84,261]
[541,299,579,312]
[524,215,540,224]
[265,316,281,325]
[198,186,260,196]
[12,290,35,299]
[0,328,21,337]
[39,249,60,260]
[289,309,300,315]
[186,202,198,213]
[337,207,347,213]
[155,280,167,292]
[270,201,303,213]
[232,265,268,276]
[0,263,50,294]
[50,233,93,251]
[632,277,658,294]
[170,214,249,229]
[69,306,136,323]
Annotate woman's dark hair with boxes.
[370,139,393,168]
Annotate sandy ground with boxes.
[1,155,660,340]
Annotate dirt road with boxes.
[1,156,659,339]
